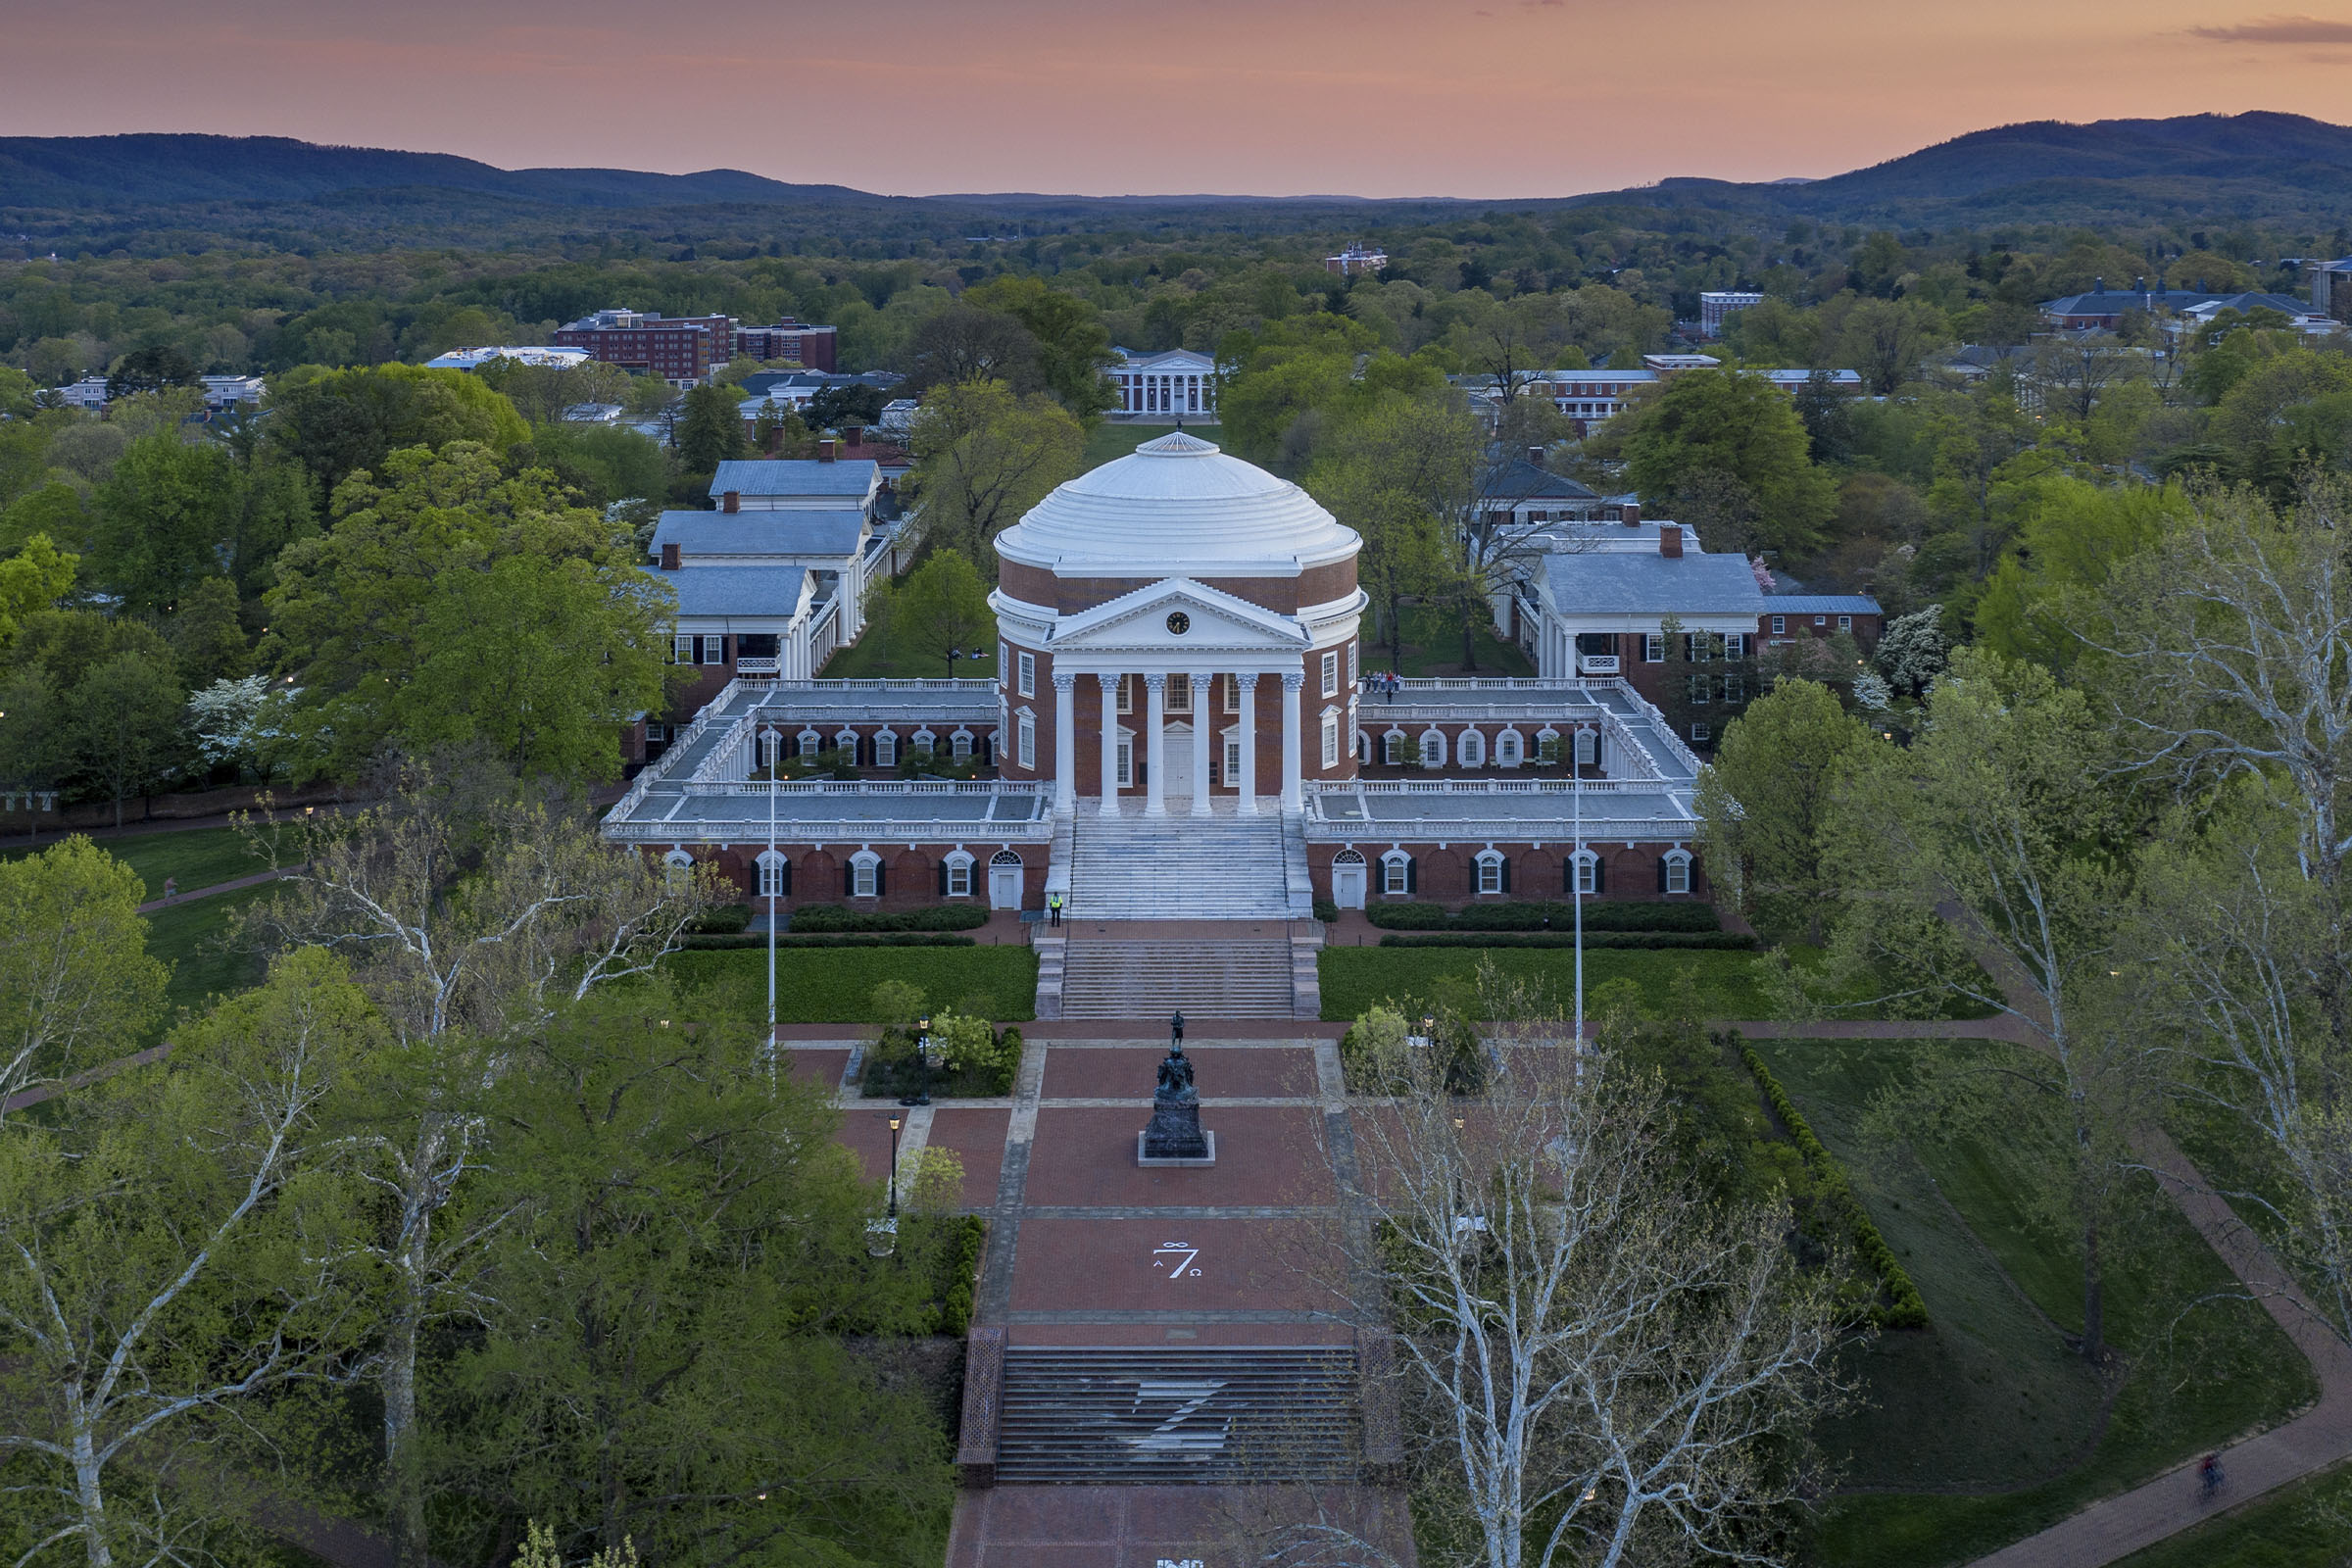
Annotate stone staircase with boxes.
[995,1346,1360,1485]
[1058,937,1299,1018]
[1065,807,1307,921]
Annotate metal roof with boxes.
[709,460,878,499]
[1543,550,1766,617]
[1763,595,1882,615]
[654,511,866,559]
[659,564,812,618]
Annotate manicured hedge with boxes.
[1735,1035,1929,1330]
[790,903,991,933]
[1365,900,1721,934]
[1380,930,1759,952]
[678,932,978,950]
[690,904,754,934]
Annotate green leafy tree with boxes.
[869,547,994,677]
[0,837,167,1115]
[73,648,189,825]
[0,948,372,1566]
[1832,297,1950,394]
[673,379,747,478]
[906,379,1084,573]
[432,985,955,1564]
[264,363,529,504]
[1695,678,1872,943]
[1214,314,1380,465]
[0,532,78,648]
[963,276,1118,419]
[104,342,200,401]
[1305,394,1469,669]
[89,432,244,614]
[168,574,253,687]
[1613,370,1836,557]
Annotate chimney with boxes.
[1620,502,1641,527]
[660,542,681,570]
[722,490,740,514]
[1659,523,1683,559]
[817,437,837,462]
[1528,445,1544,466]
[844,423,865,447]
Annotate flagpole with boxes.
[1573,724,1585,1049]
[764,724,777,1040]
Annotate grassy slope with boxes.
[1757,1041,2320,1568]
[1318,947,1773,1021]
[1364,604,1535,680]
[144,883,273,1028]
[2109,1458,2352,1568]
[661,946,1039,1024]
[9,824,285,902]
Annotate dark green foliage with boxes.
[1365,899,1722,932]
[791,903,991,933]
[1312,896,1340,923]
[678,931,978,950]
[1380,931,1759,951]
[263,363,528,501]
[1736,1036,1929,1328]
[689,902,753,933]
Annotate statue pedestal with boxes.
[1138,1129,1217,1168]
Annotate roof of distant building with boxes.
[423,346,589,371]
[1642,354,1723,370]
[708,459,878,499]
[2179,292,2325,318]
[1543,549,1766,617]
[2040,288,2220,316]
[654,511,867,559]
[1763,594,1883,615]
[659,564,813,618]
[1486,459,1600,503]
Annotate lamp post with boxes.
[760,724,779,1040]
[1573,742,1586,1064]
[866,1113,903,1257]
[902,1013,933,1107]
[887,1114,902,1217]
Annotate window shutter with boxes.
[1405,856,1418,894]
[843,861,854,898]
[1592,857,1605,895]
[938,860,949,896]
[1500,856,1511,894]
[1563,858,1577,895]
[874,859,886,896]
[1657,856,1670,894]
[777,858,791,897]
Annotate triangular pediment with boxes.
[1048,577,1306,652]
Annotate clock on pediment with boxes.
[1165,612,1191,635]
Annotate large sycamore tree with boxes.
[905,378,1084,575]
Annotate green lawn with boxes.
[145,883,273,1028]
[11,823,287,902]
[661,946,1039,1024]
[1757,1041,2320,1568]
[1081,420,1224,472]
[1318,946,1774,1022]
[1365,604,1535,680]
[818,615,998,682]
[2110,1458,2352,1568]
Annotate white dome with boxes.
[994,431,1360,579]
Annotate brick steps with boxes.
[996,1346,1360,1485]
[1058,940,1297,1018]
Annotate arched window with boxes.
[797,727,821,760]
[848,850,882,899]
[834,728,859,761]
[1575,727,1598,767]
[1496,730,1521,766]
[941,850,975,898]
[990,849,1023,866]
[1661,849,1693,896]
[662,848,695,892]
[874,729,899,767]
[951,728,974,761]
[1459,730,1487,768]
[756,849,789,899]
[1474,849,1508,896]
[1380,849,1415,897]
[1568,850,1603,897]
[1419,730,1446,768]
[757,728,783,769]
[1535,727,1560,765]
[1384,729,1405,765]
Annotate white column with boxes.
[1190,673,1212,815]
[1280,670,1304,812]
[1053,672,1076,814]
[1236,672,1259,816]
[1097,672,1121,816]
[1144,673,1168,817]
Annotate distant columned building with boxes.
[1110,349,1217,419]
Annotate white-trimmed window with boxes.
[1224,734,1241,783]
[1017,651,1035,698]
[1321,710,1340,768]
[757,728,783,769]
[1570,850,1600,896]
[1575,727,1598,767]
[850,850,881,898]
[999,640,1008,680]
[1725,633,1747,660]
[1117,675,1133,714]
[952,728,974,760]
[875,730,898,767]
[912,726,937,757]
[1348,641,1358,684]
[1384,730,1404,765]
[1223,675,1240,713]
[672,633,694,664]
[1420,730,1446,768]
[834,728,858,759]
[1690,676,1711,705]
[1838,614,1853,630]
[1475,850,1506,896]
[1663,849,1693,895]
[1115,734,1134,787]
[1643,632,1664,662]
[797,727,822,759]
[1017,710,1035,769]
[663,848,695,891]
[1381,850,1413,896]
[1723,674,1744,703]
[1770,615,1786,635]
[944,850,975,898]
[1536,726,1560,763]
[1321,650,1340,698]
[1459,730,1486,767]
[1496,730,1521,766]
[703,636,724,666]
[756,850,787,899]
[1168,673,1192,713]
[1691,722,1711,744]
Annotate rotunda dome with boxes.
[994,431,1361,579]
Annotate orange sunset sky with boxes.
[5,0,2351,198]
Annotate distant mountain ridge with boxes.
[5,114,2352,241]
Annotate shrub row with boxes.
[790,904,992,933]
[940,1215,985,1337]
[1366,900,1721,933]
[1735,1038,1929,1330]
[677,932,978,950]
[1379,931,1760,952]
[690,904,754,934]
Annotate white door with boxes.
[1162,722,1194,799]
[1333,864,1367,909]
[989,863,1023,908]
